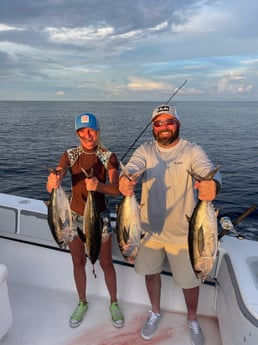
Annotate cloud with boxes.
[0,0,258,100]
[45,26,115,43]
[56,90,65,96]
[0,24,25,32]
[127,77,171,91]
[217,71,253,94]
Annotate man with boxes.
[119,104,221,345]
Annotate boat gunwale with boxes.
[222,253,258,328]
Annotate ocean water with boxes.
[0,101,257,240]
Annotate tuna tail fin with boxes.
[203,166,220,180]
[187,165,220,182]
[45,165,67,175]
[92,265,97,278]
[81,167,94,178]
[119,161,145,181]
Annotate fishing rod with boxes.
[120,79,188,162]
[218,204,257,241]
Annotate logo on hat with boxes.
[151,104,180,122]
[156,105,170,114]
[80,115,90,124]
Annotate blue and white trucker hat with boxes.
[75,112,100,131]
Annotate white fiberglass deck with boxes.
[0,237,221,345]
[3,281,221,345]
[3,193,258,345]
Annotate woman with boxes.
[46,112,124,328]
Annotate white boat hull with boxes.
[0,193,257,344]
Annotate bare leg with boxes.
[145,273,161,314]
[183,286,199,321]
[69,236,87,303]
[99,236,117,303]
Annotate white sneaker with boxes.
[141,311,162,340]
[188,320,205,345]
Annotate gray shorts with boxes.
[71,210,113,244]
[134,236,200,289]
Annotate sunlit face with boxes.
[77,127,99,150]
[152,114,180,147]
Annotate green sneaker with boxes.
[69,301,88,328]
[110,302,124,328]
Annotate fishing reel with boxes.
[218,204,256,241]
[219,216,245,240]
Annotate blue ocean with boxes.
[0,101,257,239]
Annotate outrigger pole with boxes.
[120,79,188,162]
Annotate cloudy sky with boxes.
[0,0,258,101]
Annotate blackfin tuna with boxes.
[116,162,144,264]
[80,168,102,276]
[187,166,220,280]
[47,167,74,249]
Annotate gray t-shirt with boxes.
[125,138,221,243]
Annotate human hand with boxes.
[194,180,217,201]
[119,175,137,196]
[85,176,99,192]
[47,173,61,192]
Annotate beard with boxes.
[153,126,180,146]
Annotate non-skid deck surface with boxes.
[2,283,222,345]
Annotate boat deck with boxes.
[2,280,221,345]
[2,193,258,345]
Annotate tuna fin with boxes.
[185,214,191,222]
[92,265,97,278]
[81,167,94,178]
[203,166,220,180]
[45,165,67,175]
[196,270,206,282]
[187,166,220,182]
[197,226,205,255]
[77,227,86,242]
[120,162,145,181]
[122,226,130,244]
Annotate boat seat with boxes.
[0,264,13,340]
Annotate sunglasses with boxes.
[153,118,177,128]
